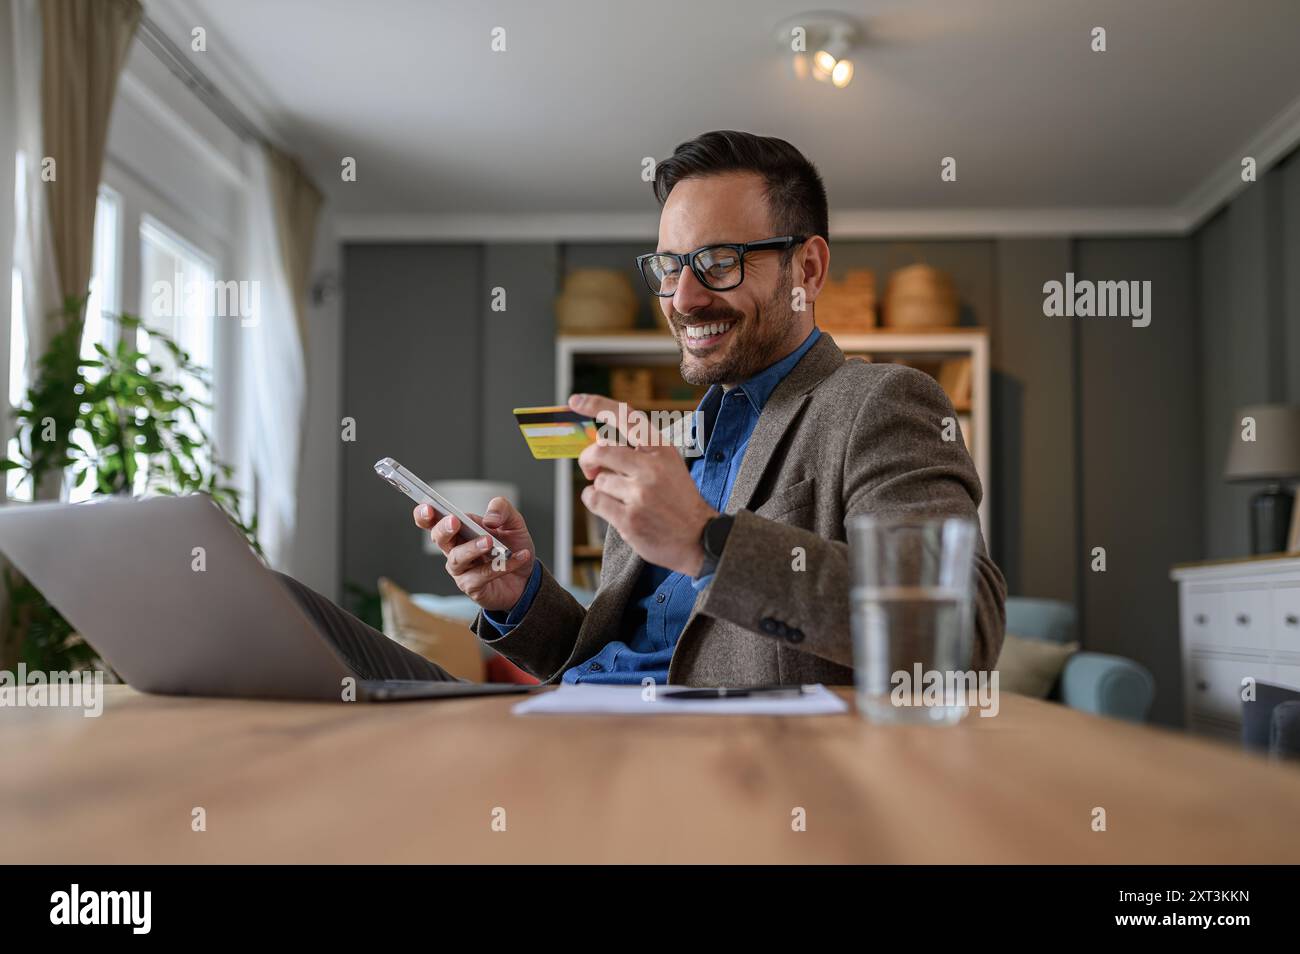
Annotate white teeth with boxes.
[685,321,733,339]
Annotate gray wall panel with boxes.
[342,243,483,598]
[1200,162,1295,559]
[1076,238,1201,726]
[991,239,1076,603]
[1198,211,1239,559]
[1286,154,1300,406]
[481,244,560,576]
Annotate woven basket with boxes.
[816,269,877,333]
[882,263,958,329]
[556,269,638,333]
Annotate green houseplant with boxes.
[1,297,256,673]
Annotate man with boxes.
[412,130,1006,687]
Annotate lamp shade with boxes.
[1224,404,1300,482]
[421,480,520,556]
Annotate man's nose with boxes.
[671,266,713,317]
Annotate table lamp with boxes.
[1224,404,1300,554]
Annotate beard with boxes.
[670,270,796,386]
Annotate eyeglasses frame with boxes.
[635,235,808,297]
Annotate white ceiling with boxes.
[148,0,1300,233]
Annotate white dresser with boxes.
[1171,555,1300,739]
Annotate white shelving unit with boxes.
[553,329,991,588]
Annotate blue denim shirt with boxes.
[485,328,821,685]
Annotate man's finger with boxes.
[570,392,649,449]
[578,441,640,481]
[453,548,532,595]
[480,496,524,534]
[581,484,627,527]
[446,534,496,575]
[592,470,635,504]
[413,503,444,530]
[430,514,462,555]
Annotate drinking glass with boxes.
[848,515,978,725]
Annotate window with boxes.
[5,188,225,502]
[6,266,26,501]
[6,52,244,507]
[138,216,216,448]
[82,187,121,364]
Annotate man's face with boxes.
[656,172,807,386]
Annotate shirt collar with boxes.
[699,326,822,416]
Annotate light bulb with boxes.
[831,58,854,88]
[813,49,838,74]
[792,52,809,79]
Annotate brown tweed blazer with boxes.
[473,332,1006,686]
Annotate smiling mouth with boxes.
[681,320,736,350]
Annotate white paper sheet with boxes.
[511,683,848,716]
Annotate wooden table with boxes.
[3,685,1299,863]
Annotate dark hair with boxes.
[652,130,829,244]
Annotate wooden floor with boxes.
[2,685,1299,863]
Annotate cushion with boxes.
[995,632,1079,698]
[378,578,486,682]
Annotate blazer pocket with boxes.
[754,476,816,519]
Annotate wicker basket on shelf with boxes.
[555,269,638,333]
[815,269,877,333]
[881,263,958,329]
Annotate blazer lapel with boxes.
[724,332,846,514]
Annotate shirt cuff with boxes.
[482,561,543,635]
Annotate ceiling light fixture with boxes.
[830,58,854,88]
[777,12,861,90]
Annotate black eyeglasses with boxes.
[636,235,807,297]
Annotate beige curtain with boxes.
[40,0,141,311]
[30,0,139,501]
[241,142,321,569]
[266,145,323,348]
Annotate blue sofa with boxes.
[1004,597,1155,722]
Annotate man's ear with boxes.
[798,236,830,303]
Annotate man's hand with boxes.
[570,393,717,577]
[413,496,535,613]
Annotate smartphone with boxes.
[373,457,512,559]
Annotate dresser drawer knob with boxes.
[1194,614,1208,625]
[1196,680,1209,691]
[1235,613,1250,626]
[1286,614,1299,627]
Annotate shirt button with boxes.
[589,662,604,672]
[712,451,725,462]
[656,592,667,604]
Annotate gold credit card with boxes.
[513,406,598,459]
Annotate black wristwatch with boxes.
[697,514,735,578]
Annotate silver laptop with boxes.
[0,494,531,702]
